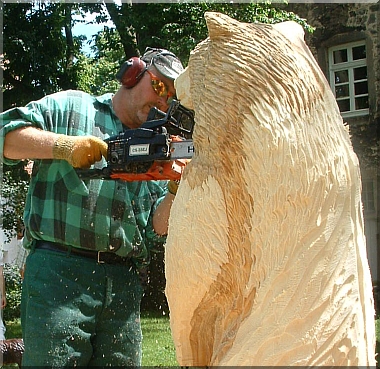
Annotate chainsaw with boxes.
[76,100,195,181]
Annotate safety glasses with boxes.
[146,70,175,103]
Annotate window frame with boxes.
[362,179,376,215]
[328,41,369,118]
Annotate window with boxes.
[328,41,369,118]
[362,180,376,214]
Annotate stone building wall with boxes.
[283,4,379,121]
[281,3,380,281]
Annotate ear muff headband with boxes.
[116,57,147,88]
[141,48,177,63]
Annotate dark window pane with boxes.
[333,49,347,64]
[354,66,367,80]
[335,70,348,83]
[362,181,375,212]
[354,81,368,95]
[352,45,366,60]
[355,96,369,110]
[337,99,350,112]
[335,84,349,98]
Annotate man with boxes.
[0,47,183,366]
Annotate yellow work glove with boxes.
[53,134,108,169]
[167,179,181,195]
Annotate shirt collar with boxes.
[95,93,114,109]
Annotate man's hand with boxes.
[53,135,108,169]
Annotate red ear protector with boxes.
[116,57,147,88]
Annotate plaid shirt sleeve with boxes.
[1,90,168,268]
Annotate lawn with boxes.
[4,316,380,367]
[141,311,177,366]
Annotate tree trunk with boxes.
[105,2,138,59]
[63,4,74,69]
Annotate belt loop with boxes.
[66,245,72,257]
[97,251,105,264]
[30,239,37,254]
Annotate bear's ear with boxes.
[175,67,194,110]
[273,21,305,49]
[205,11,236,39]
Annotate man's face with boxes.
[114,66,176,129]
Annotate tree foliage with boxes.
[2,1,313,106]
[98,2,313,65]
[2,2,83,109]
[3,264,22,322]
[1,162,30,242]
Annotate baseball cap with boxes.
[142,47,184,80]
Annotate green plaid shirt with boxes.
[0,90,168,267]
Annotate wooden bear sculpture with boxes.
[165,11,376,366]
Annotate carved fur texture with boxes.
[165,12,376,366]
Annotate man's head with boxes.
[113,48,184,129]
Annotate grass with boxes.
[3,319,22,339]
[4,311,178,367]
[141,311,178,366]
[5,316,380,367]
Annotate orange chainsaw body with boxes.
[109,159,188,181]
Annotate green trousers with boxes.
[21,247,143,367]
